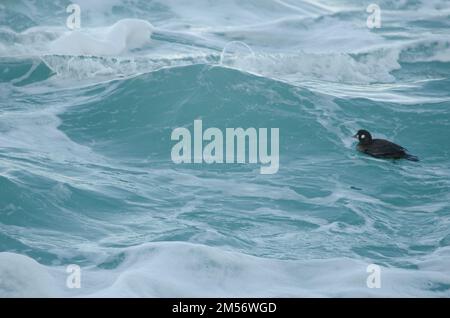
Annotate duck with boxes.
[354,129,419,162]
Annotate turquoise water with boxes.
[1,0,450,297]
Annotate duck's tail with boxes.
[405,154,419,162]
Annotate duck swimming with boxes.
[354,130,419,162]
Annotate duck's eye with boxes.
[361,134,365,139]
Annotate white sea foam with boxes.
[220,49,401,84]
[49,19,154,56]
[1,243,450,297]
[0,253,58,297]
[1,0,448,104]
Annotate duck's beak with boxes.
[353,134,358,139]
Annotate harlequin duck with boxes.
[354,130,419,162]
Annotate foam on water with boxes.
[49,19,154,56]
[2,243,450,297]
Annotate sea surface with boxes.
[1,0,450,297]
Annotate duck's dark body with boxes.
[357,139,408,159]
[354,130,419,162]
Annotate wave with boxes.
[49,19,154,56]
[1,242,450,297]
[1,14,449,105]
[2,64,449,267]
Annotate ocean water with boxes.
[1,0,450,297]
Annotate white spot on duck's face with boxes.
[361,134,366,139]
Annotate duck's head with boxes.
[353,129,372,144]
